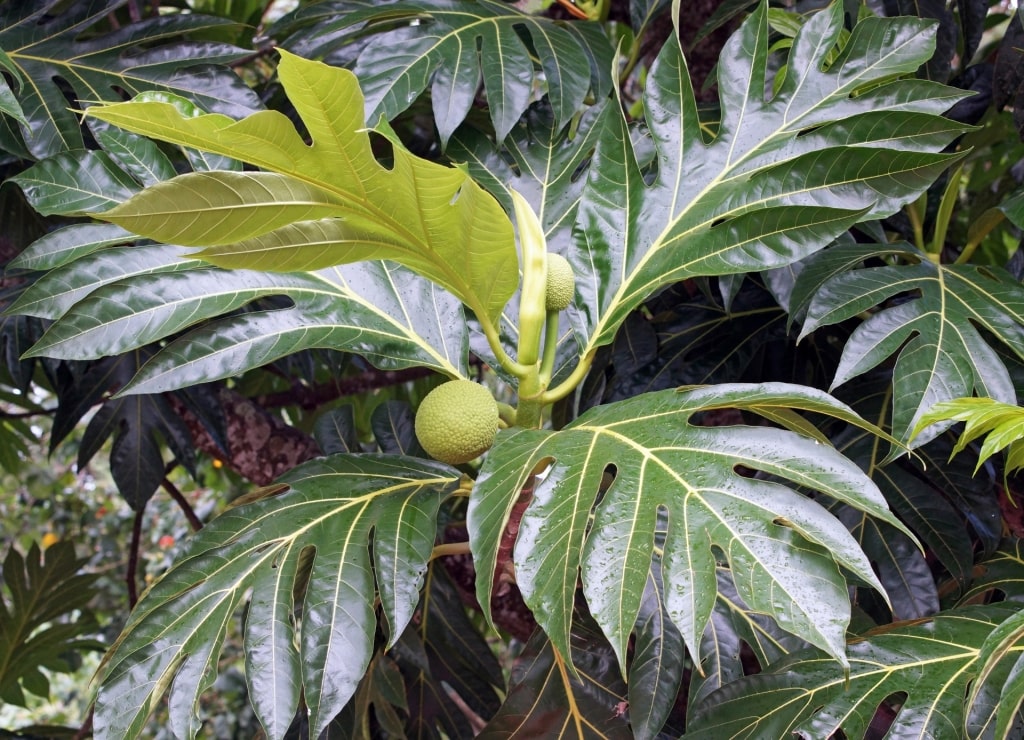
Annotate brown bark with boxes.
[169,386,321,485]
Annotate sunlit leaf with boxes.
[82,51,518,325]
[915,396,1024,474]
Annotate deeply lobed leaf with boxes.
[469,383,914,675]
[0,542,103,706]
[797,244,1024,447]
[686,603,1024,739]
[81,51,518,326]
[94,455,460,740]
[570,2,969,362]
[273,0,613,146]
[0,0,262,159]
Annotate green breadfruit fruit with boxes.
[545,253,575,311]
[414,380,499,465]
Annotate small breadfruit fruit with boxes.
[415,380,499,465]
[545,253,575,311]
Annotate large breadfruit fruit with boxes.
[414,380,499,465]
[545,253,575,311]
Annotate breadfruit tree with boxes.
[4,0,1024,738]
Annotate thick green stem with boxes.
[479,315,529,378]
[516,370,544,429]
[540,349,595,405]
[496,402,517,427]
[538,311,560,387]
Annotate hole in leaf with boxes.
[866,692,907,739]
[592,463,617,510]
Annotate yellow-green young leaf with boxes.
[914,397,1024,474]
[83,50,518,324]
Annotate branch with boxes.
[254,366,436,410]
[126,508,144,609]
[162,477,202,532]
[168,386,321,485]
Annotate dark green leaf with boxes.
[628,561,684,740]
[10,223,139,272]
[314,405,360,455]
[22,260,470,394]
[571,3,967,364]
[959,539,1024,604]
[278,0,613,145]
[371,400,424,456]
[10,151,140,216]
[0,542,103,707]
[391,565,504,737]
[686,603,1024,739]
[479,618,631,739]
[799,244,1024,447]
[0,0,261,158]
[93,455,460,739]
[470,383,912,674]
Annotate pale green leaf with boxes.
[915,397,1024,474]
[83,51,518,324]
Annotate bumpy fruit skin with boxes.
[415,380,499,465]
[545,253,575,311]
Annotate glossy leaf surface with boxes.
[470,383,913,675]
[686,603,1024,739]
[18,258,470,393]
[357,0,610,144]
[570,2,968,361]
[0,0,261,158]
[93,455,460,740]
[798,243,1024,446]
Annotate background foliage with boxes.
[4,0,1024,738]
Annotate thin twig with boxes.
[126,508,144,609]
[255,366,436,409]
[73,707,93,740]
[162,477,203,532]
[0,407,56,419]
